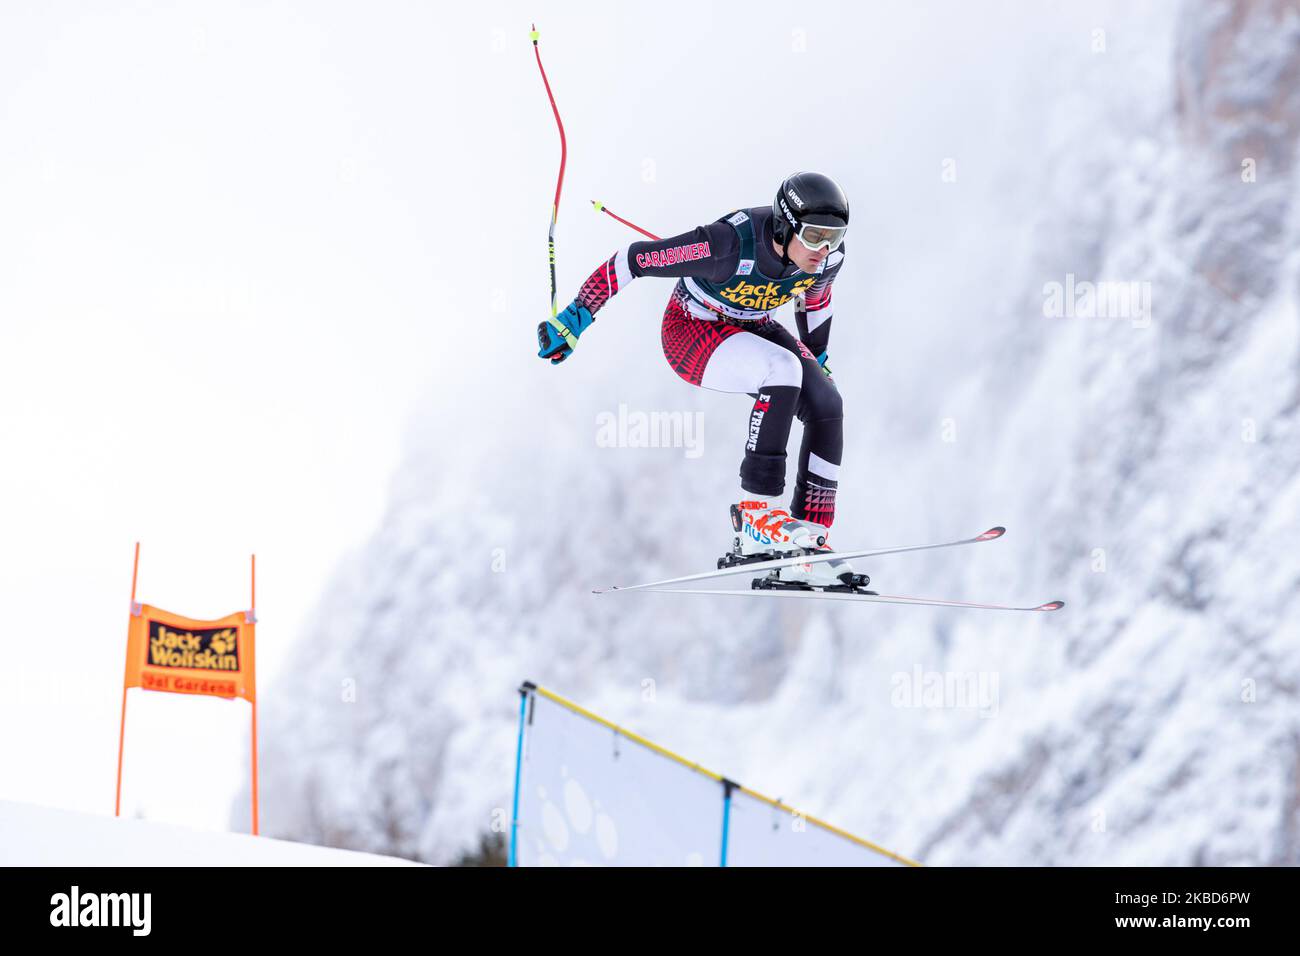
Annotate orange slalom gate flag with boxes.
[124,604,257,702]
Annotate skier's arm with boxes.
[537,222,738,363]
[795,246,845,370]
[579,222,738,314]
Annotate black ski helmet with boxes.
[772,171,850,253]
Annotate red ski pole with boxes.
[531,25,567,327]
[590,200,661,241]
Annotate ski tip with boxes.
[1036,600,1065,612]
[592,586,614,595]
[978,526,1007,541]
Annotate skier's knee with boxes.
[812,384,843,422]
[799,377,842,424]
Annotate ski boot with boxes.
[718,498,873,593]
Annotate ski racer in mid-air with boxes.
[538,171,867,589]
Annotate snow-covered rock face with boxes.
[250,1,1300,865]
[907,0,1300,866]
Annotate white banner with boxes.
[512,686,916,868]
[514,689,722,866]
[725,788,910,866]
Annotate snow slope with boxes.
[0,801,423,866]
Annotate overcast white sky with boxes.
[0,0,1117,834]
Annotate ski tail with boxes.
[639,587,1065,613]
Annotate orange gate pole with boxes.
[250,553,259,835]
[115,542,140,816]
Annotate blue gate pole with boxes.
[509,682,535,867]
[720,779,737,867]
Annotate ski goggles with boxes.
[793,221,847,252]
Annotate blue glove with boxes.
[816,350,833,380]
[537,300,595,364]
